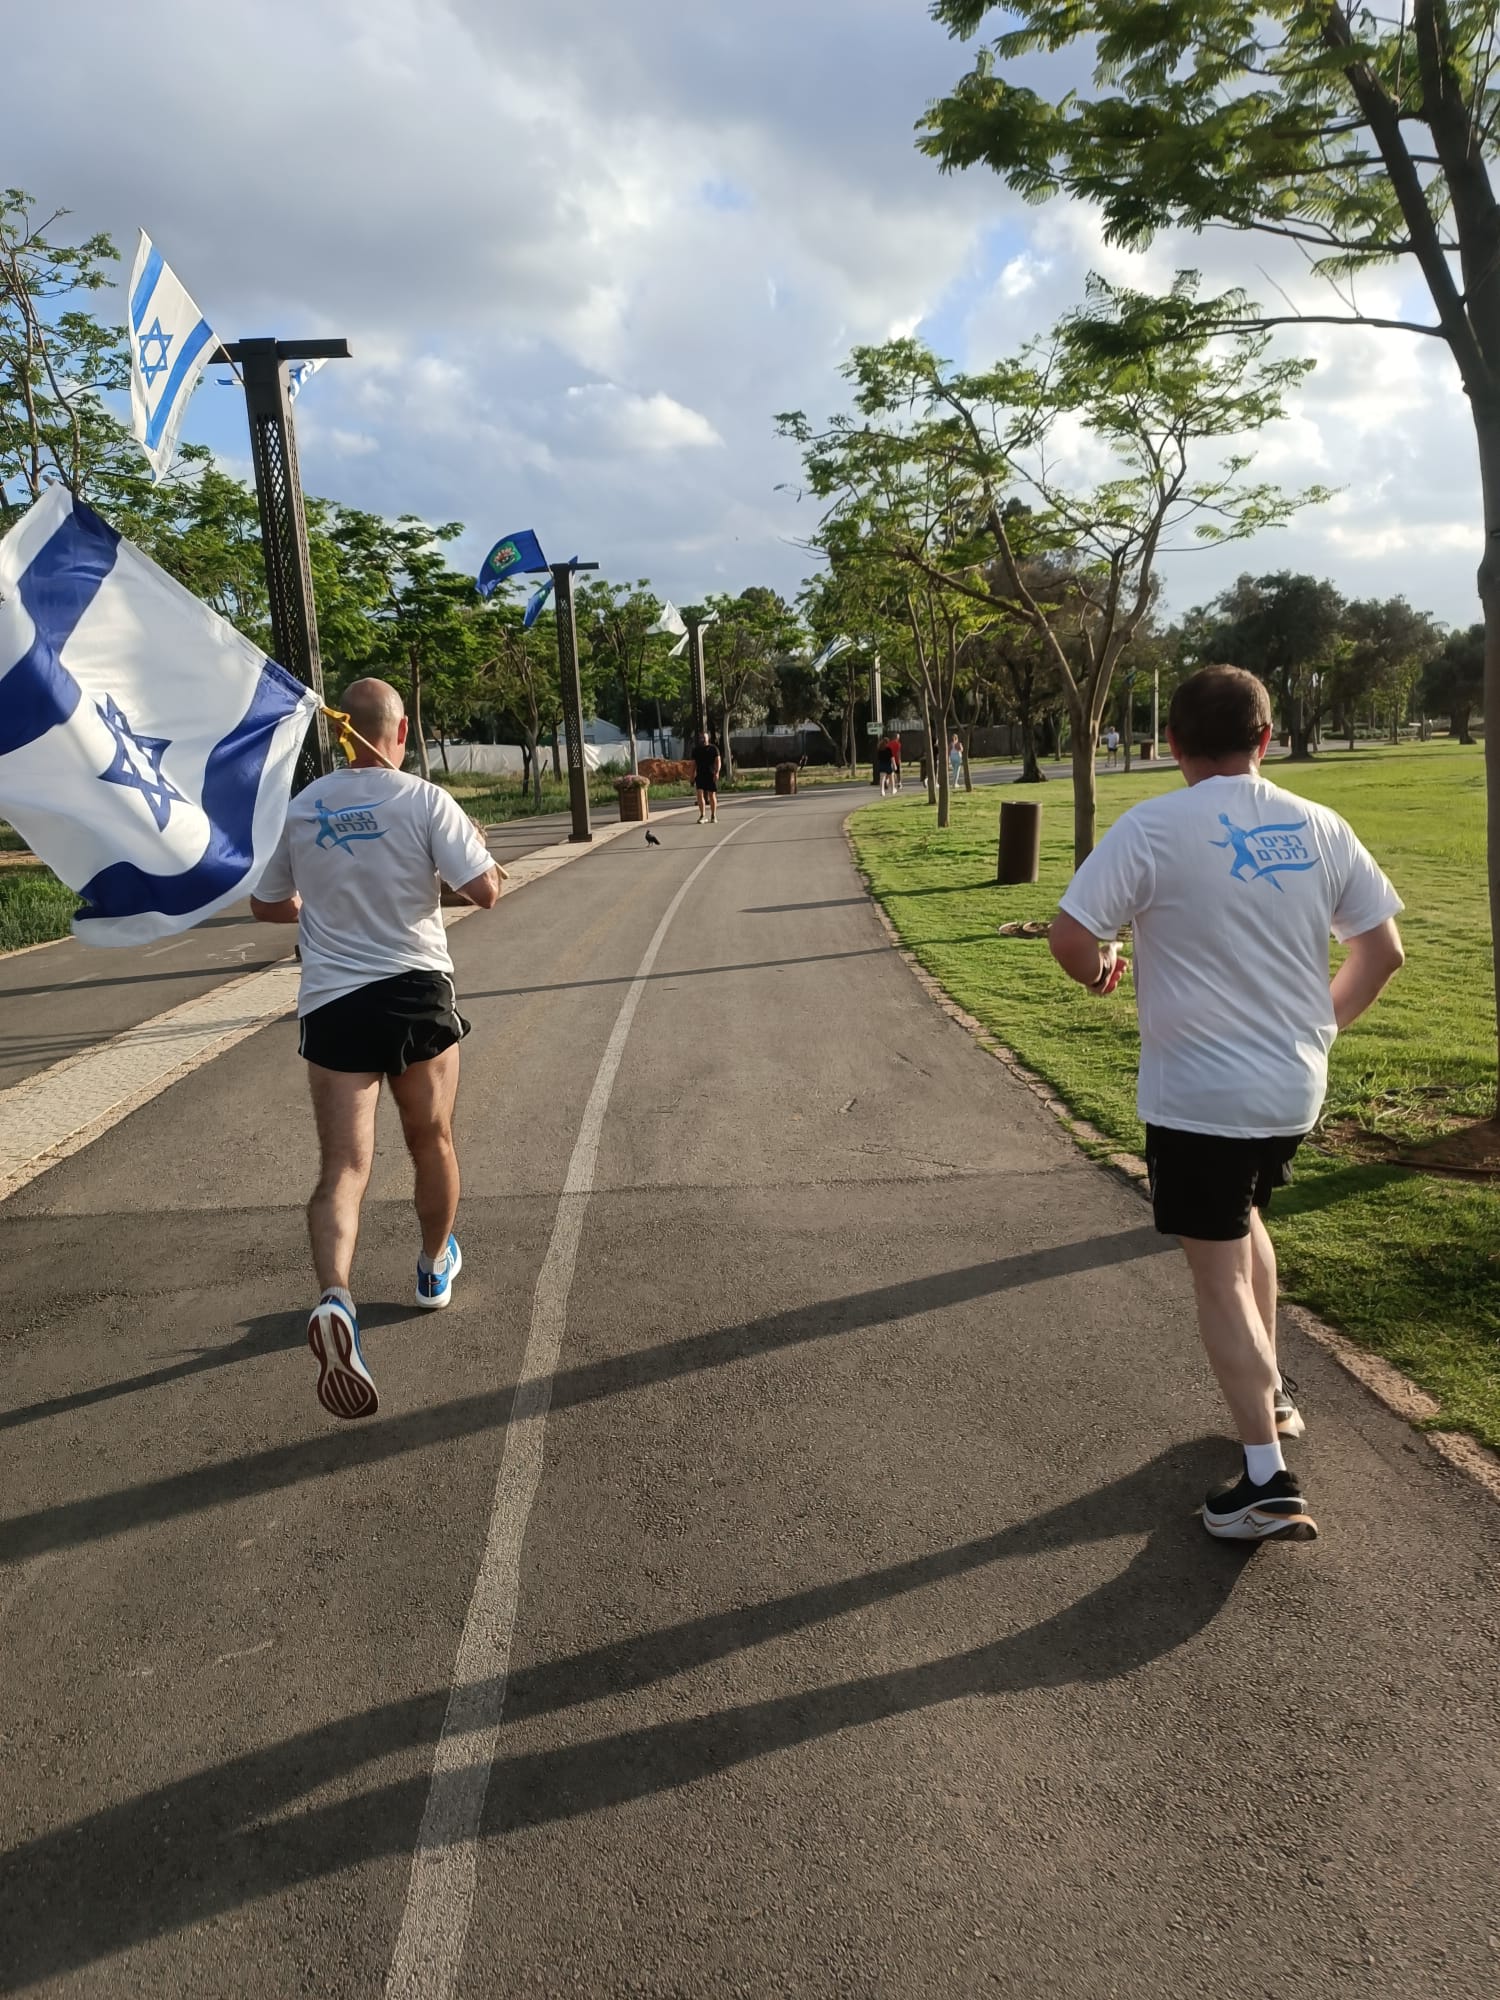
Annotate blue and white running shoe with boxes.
[416,1234,462,1310]
[307,1293,378,1420]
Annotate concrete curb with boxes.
[845,814,1500,1509]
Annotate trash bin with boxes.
[1139,742,1156,760]
[997,799,1042,884]
[774,763,798,796]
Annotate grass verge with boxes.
[0,867,79,952]
[850,742,1500,1451]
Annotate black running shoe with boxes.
[1202,1467,1318,1542]
[1274,1374,1306,1441]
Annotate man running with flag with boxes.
[251,679,501,1420]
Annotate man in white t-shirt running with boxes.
[1048,666,1404,1541]
[251,679,500,1421]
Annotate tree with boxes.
[473,599,564,806]
[698,587,801,779]
[920,0,1500,1099]
[326,509,469,778]
[1421,623,1485,742]
[1190,572,1345,759]
[1344,596,1442,742]
[781,285,1316,857]
[577,578,674,775]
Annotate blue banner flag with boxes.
[522,576,554,628]
[476,530,547,597]
[127,231,219,482]
[0,487,320,946]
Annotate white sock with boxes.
[321,1285,355,1315]
[418,1243,450,1275]
[1244,1440,1286,1485]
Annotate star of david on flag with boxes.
[128,231,219,481]
[476,529,546,598]
[0,487,320,946]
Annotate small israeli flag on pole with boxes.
[127,231,219,481]
[0,487,320,945]
[286,357,326,404]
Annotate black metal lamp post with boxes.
[548,560,599,843]
[215,336,350,781]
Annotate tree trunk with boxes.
[551,728,561,779]
[1476,402,1500,1121]
[526,728,542,808]
[411,654,431,780]
[962,723,974,793]
[1455,702,1475,744]
[437,731,450,774]
[719,707,735,781]
[1018,712,1045,783]
[919,688,938,805]
[1069,699,1099,865]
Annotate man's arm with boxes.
[1330,918,1404,1030]
[250,893,301,924]
[1048,910,1126,996]
[442,864,502,911]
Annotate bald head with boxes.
[340,679,407,763]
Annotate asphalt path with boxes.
[1,785,1497,1998]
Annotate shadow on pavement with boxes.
[0,1228,1171,1564]
[466,945,891,1001]
[0,1305,424,1436]
[0,959,287,1003]
[0,1439,1245,1992]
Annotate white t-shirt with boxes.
[255,767,493,1015]
[1059,773,1403,1137]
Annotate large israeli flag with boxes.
[0,487,319,945]
[127,232,219,481]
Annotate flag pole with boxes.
[214,335,350,784]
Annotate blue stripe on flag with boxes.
[129,245,164,331]
[143,318,216,448]
[74,664,307,925]
[0,499,120,758]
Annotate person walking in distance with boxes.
[251,678,501,1421]
[875,728,898,797]
[693,730,721,823]
[1047,667,1404,1540]
[949,731,964,795]
[1104,724,1120,768]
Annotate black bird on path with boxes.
[644,831,660,847]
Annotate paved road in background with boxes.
[2,783,1497,1999]
[0,805,629,1093]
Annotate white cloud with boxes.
[564,385,722,454]
[5,0,1488,622]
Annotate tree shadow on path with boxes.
[0,1438,1246,1991]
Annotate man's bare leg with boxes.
[1249,1209,1279,1371]
[696,788,706,822]
[1177,1233,1279,1447]
[389,1044,462,1262]
[306,1066,382,1290]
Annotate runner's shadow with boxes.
[0,1313,305,1435]
[0,1304,423,1435]
[0,1440,1245,1991]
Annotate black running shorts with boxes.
[695,772,718,794]
[298,970,470,1076]
[1145,1124,1306,1242]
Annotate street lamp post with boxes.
[215,335,351,780]
[549,559,599,843]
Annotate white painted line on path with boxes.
[384,813,762,2000]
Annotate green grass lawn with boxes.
[850,742,1500,1450]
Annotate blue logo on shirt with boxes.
[313,798,387,854]
[1211,813,1320,893]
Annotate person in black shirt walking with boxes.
[693,731,721,823]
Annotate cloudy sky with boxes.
[9,0,1487,626]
